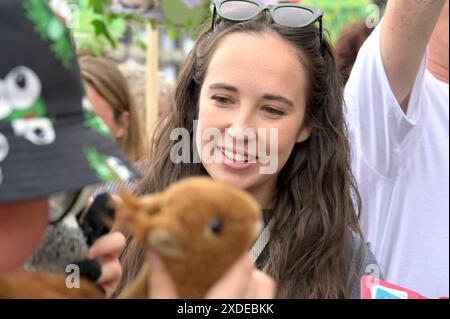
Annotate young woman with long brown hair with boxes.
[117,0,380,298]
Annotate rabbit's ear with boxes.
[117,191,164,243]
[118,190,140,213]
[136,194,164,216]
[119,191,163,217]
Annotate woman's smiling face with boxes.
[196,31,311,206]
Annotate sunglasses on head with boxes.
[212,0,324,45]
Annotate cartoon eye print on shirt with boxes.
[0,66,55,145]
[0,132,9,185]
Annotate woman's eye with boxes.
[211,95,233,107]
[262,106,285,117]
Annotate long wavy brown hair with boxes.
[116,12,363,299]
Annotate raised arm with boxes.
[381,0,447,112]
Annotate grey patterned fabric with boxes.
[23,214,89,273]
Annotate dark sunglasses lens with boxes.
[219,0,260,21]
[273,7,315,27]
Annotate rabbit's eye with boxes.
[206,217,223,236]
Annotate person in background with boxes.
[335,19,373,84]
[345,0,449,297]
[156,73,174,119]
[118,59,174,120]
[80,55,146,163]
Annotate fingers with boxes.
[205,254,254,299]
[87,231,126,298]
[87,231,126,260]
[142,251,276,299]
[96,259,123,297]
[146,250,179,299]
[244,270,276,299]
[205,254,276,299]
[96,259,122,284]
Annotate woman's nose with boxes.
[225,107,258,145]
[228,104,256,130]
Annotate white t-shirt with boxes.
[345,20,449,298]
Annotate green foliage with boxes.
[24,0,74,67]
[161,0,211,32]
[71,0,127,55]
[71,0,211,55]
[302,0,369,42]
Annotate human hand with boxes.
[146,251,276,299]
[87,231,126,298]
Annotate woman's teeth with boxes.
[222,149,255,162]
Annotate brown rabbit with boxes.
[119,177,263,298]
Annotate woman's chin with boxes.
[206,164,260,191]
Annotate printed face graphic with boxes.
[0,66,55,146]
[0,66,45,121]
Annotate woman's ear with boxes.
[115,111,130,140]
[296,121,311,143]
